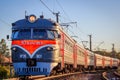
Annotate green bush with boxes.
[0,66,8,79]
[0,66,11,79]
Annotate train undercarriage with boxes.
[49,63,117,76]
[18,62,118,80]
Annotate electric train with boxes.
[10,14,119,76]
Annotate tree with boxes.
[0,66,8,79]
[116,52,120,59]
[93,51,109,56]
[0,39,7,64]
[0,39,6,54]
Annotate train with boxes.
[9,14,119,76]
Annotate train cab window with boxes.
[12,29,31,39]
[46,30,60,39]
[33,29,47,39]
[33,29,59,40]
[47,30,59,39]
[47,30,55,39]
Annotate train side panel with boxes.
[104,56,111,68]
[76,45,86,66]
[87,51,95,66]
[95,54,103,67]
[64,35,74,64]
[112,58,119,68]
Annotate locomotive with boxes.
[10,14,119,76]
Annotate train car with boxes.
[95,54,105,69]
[87,50,95,70]
[104,56,111,68]
[112,58,119,69]
[11,15,62,76]
[76,45,86,68]
[62,30,75,71]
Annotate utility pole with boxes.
[25,10,27,17]
[112,43,116,58]
[53,12,60,23]
[89,35,92,51]
[112,44,115,51]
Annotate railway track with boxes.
[33,72,82,80]
[9,72,82,80]
[8,69,120,80]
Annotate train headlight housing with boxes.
[12,47,17,52]
[46,46,57,51]
[47,47,53,51]
[28,15,37,23]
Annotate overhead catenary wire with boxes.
[39,0,89,47]
[0,18,11,27]
[39,0,54,15]
[39,0,60,23]
[56,0,72,22]
[68,25,85,42]
[55,0,89,40]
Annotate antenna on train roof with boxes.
[25,10,28,19]
[40,12,43,19]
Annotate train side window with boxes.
[12,30,19,39]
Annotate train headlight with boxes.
[47,47,53,51]
[28,15,37,23]
[12,47,17,52]
[46,46,57,51]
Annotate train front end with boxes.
[11,15,61,76]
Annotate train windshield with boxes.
[33,29,58,40]
[12,29,59,40]
[12,29,31,39]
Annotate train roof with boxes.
[12,15,58,30]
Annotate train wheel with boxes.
[50,70,57,76]
[19,76,29,80]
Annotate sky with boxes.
[0,0,120,52]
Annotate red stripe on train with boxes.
[12,40,56,55]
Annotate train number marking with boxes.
[36,54,42,58]
[20,54,26,58]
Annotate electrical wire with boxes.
[0,18,10,27]
[55,0,89,42]
[39,0,88,47]
[68,25,85,42]
[56,0,72,22]
[39,0,54,15]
